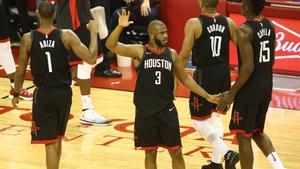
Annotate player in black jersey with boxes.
[106,10,219,169]
[11,2,97,169]
[179,0,239,168]
[217,0,285,169]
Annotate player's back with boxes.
[192,14,231,68]
[134,45,174,117]
[236,18,275,104]
[191,14,231,94]
[29,28,71,87]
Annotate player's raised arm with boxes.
[106,9,144,60]
[62,20,98,65]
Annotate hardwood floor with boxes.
[0,78,299,169]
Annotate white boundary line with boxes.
[275,55,300,59]
[272,21,300,38]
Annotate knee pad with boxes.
[90,6,108,39]
[192,119,216,140]
[0,41,16,74]
[77,62,92,80]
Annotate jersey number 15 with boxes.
[259,40,270,63]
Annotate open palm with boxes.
[118,9,134,27]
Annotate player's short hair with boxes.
[202,0,219,8]
[147,20,165,34]
[247,0,265,15]
[38,1,55,19]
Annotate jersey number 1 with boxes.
[45,52,53,73]
[210,36,222,57]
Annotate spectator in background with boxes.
[0,0,33,100]
[109,0,160,44]
[56,0,111,126]
[93,0,160,78]
[91,0,123,78]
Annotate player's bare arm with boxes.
[217,24,254,112]
[12,33,32,108]
[172,49,219,104]
[179,18,202,68]
[62,20,98,65]
[227,17,237,45]
[106,9,144,60]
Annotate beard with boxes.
[154,37,167,48]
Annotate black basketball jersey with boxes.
[236,18,275,104]
[192,14,231,68]
[29,28,71,87]
[134,45,174,117]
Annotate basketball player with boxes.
[12,2,97,169]
[106,10,219,169]
[178,0,239,168]
[0,0,33,100]
[56,0,111,125]
[217,0,285,169]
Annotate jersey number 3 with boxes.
[210,36,222,57]
[259,40,270,63]
[155,71,161,85]
[45,52,53,73]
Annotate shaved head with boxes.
[147,20,166,35]
[38,1,55,19]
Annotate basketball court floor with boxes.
[0,65,299,169]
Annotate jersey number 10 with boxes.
[210,36,222,57]
[259,40,270,63]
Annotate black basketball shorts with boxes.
[134,102,182,150]
[31,86,72,144]
[189,66,230,120]
[229,101,270,137]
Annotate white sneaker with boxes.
[80,109,112,126]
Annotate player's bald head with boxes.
[38,1,55,19]
[147,20,167,35]
[199,0,219,8]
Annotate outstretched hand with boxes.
[217,91,235,112]
[118,9,134,28]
